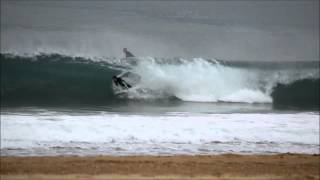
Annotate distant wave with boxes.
[1,53,319,109]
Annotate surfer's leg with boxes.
[114,80,119,86]
[119,81,126,88]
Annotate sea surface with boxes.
[1,1,319,156]
[1,54,319,156]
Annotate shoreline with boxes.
[1,154,319,180]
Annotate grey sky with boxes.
[1,0,319,61]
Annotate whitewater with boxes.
[1,54,319,156]
[125,57,318,103]
[1,108,319,156]
[2,53,319,106]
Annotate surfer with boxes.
[112,76,132,89]
[111,48,135,90]
[123,48,135,58]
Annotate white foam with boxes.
[125,57,318,103]
[1,113,319,155]
[220,89,272,103]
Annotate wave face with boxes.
[1,54,122,105]
[1,53,319,108]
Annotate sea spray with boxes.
[1,53,319,108]
[128,57,318,104]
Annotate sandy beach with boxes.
[1,154,319,180]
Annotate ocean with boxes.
[1,1,319,157]
[1,54,319,156]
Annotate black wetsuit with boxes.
[113,76,131,88]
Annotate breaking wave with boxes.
[1,53,319,108]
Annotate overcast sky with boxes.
[1,1,319,61]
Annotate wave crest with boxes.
[1,53,319,108]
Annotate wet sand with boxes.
[1,154,319,180]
